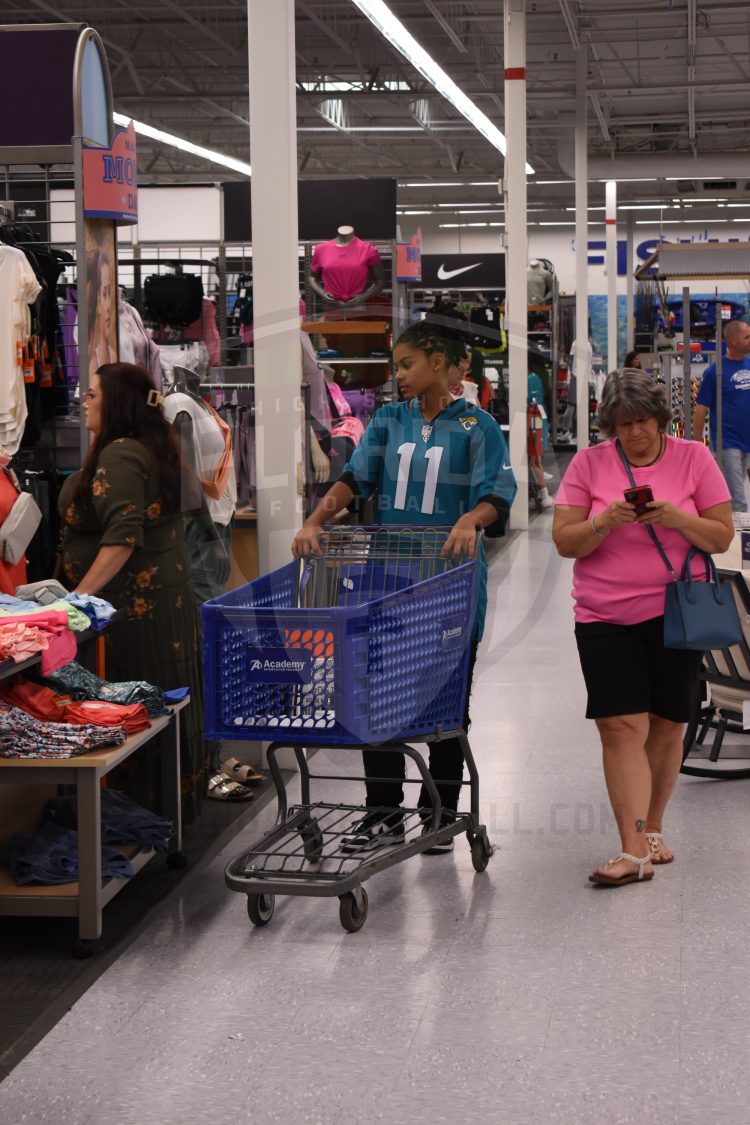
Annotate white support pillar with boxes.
[248,0,302,575]
[625,214,635,354]
[504,0,528,530]
[606,180,618,371]
[574,40,591,451]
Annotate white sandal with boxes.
[645,831,674,865]
[589,851,654,887]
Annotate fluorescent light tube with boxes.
[351,0,534,174]
[113,112,252,177]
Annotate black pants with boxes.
[362,642,478,815]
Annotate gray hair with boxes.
[597,368,672,438]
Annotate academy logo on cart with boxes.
[247,649,312,683]
[440,616,466,650]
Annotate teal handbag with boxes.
[617,441,741,652]
[663,548,742,651]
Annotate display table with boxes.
[0,698,188,957]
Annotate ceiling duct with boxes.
[556,135,750,182]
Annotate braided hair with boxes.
[395,296,472,365]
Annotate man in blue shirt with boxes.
[292,321,516,852]
[694,318,750,511]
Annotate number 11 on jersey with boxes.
[394,442,444,515]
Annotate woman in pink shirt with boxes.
[553,370,733,887]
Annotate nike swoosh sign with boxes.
[502,462,512,471]
[437,262,482,281]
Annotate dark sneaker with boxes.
[420,817,455,855]
[340,811,405,853]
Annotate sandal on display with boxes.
[645,832,674,865]
[221,758,265,786]
[207,773,255,802]
[588,852,654,887]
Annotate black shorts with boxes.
[574,615,703,722]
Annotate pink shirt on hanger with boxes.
[311,238,381,302]
[556,436,730,625]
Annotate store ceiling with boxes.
[2,0,750,224]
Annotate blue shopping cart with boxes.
[202,526,494,933]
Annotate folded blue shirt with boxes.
[8,821,134,886]
[46,789,174,854]
[63,594,117,631]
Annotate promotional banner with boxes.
[396,228,422,282]
[83,123,138,223]
[84,219,118,383]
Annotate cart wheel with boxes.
[71,939,96,959]
[301,822,324,863]
[247,893,275,926]
[166,851,189,870]
[471,835,492,873]
[339,888,368,933]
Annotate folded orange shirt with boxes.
[0,679,150,735]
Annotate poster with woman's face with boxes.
[84,218,118,384]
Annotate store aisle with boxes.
[2,520,750,1125]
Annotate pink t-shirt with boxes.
[311,238,381,301]
[556,436,731,624]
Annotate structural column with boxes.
[504,0,528,530]
[248,0,303,574]
[574,39,591,450]
[625,214,635,355]
[606,180,618,370]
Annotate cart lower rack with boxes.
[203,527,493,932]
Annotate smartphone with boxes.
[624,485,654,515]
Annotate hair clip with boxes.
[146,389,165,408]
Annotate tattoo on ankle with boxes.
[635,819,646,833]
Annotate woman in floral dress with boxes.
[58,362,207,820]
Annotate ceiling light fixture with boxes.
[350,0,534,174]
[113,112,252,176]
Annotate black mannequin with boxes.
[309,225,385,310]
[167,365,210,411]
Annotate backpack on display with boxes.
[233,275,254,327]
[144,274,204,327]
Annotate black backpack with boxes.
[144,274,204,327]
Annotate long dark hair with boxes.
[75,363,182,514]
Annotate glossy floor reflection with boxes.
[1,519,749,1125]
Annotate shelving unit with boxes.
[0,698,188,957]
[302,320,393,397]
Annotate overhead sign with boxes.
[420,253,505,289]
[83,123,138,223]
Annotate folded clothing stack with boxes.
[41,661,169,718]
[1,590,117,633]
[46,789,174,854]
[0,706,127,758]
[0,678,151,735]
[0,610,76,674]
[8,820,135,886]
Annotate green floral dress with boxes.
[58,438,208,821]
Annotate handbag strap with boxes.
[615,439,677,579]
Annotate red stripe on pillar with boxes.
[504,67,526,80]
[606,218,616,224]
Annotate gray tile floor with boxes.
[2,518,750,1124]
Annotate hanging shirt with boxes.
[0,245,41,452]
[311,238,381,302]
[339,397,517,638]
[162,392,237,525]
